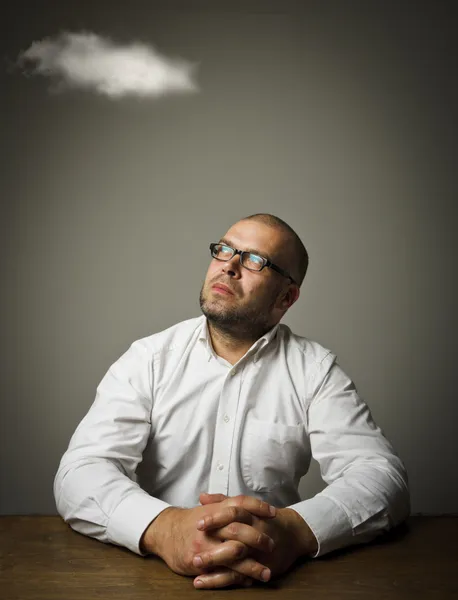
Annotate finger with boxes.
[194,549,272,583]
[211,522,275,553]
[194,569,253,590]
[200,493,276,518]
[197,506,253,531]
[199,492,227,505]
[226,494,276,518]
[193,540,248,567]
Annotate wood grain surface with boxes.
[1,516,457,599]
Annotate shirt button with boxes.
[217,463,224,471]
[224,414,230,423]
[230,369,237,376]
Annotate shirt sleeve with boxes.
[288,352,411,558]
[53,340,170,556]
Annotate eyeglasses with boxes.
[209,243,297,285]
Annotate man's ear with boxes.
[281,285,300,309]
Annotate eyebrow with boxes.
[218,238,274,263]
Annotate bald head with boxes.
[241,214,309,287]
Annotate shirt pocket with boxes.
[241,417,306,493]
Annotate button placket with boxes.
[207,368,242,495]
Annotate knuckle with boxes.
[228,523,239,536]
[202,515,211,527]
[239,507,249,520]
[235,495,246,506]
[232,570,244,584]
[202,553,212,567]
[184,552,195,569]
[250,561,262,577]
[228,506,238,521]
[234,542,246,559]
[191,538,204,554]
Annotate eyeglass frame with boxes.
[209,242,297,286]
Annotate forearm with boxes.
[289,464,410,557]
[306,357,411,556]
[54,458,170,555]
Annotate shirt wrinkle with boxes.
[54,314,410,558]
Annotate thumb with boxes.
[199,492,228,505]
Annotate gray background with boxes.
[1,0,457,515]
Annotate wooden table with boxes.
[1,516,457,599]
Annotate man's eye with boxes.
[243,254,264,269]
[248,254,263,264]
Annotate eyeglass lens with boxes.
[212,244,264,271]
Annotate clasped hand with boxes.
[143,492,309,589]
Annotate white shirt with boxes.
[54,315,410,558]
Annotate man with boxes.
[54,214,410,589]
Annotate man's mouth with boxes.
[212,283,234,295]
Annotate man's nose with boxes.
[222,255,242,278]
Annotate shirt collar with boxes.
[198,316,280,361]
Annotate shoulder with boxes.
[131,315,205,358]
[278,323,336,368]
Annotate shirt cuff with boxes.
[288,494,354,558]
[106,492,171,556]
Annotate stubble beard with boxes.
[199,283,276,340]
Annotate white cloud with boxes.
[17,31,198,99]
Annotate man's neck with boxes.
[206,319,274,365]
[207,322,253,365]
